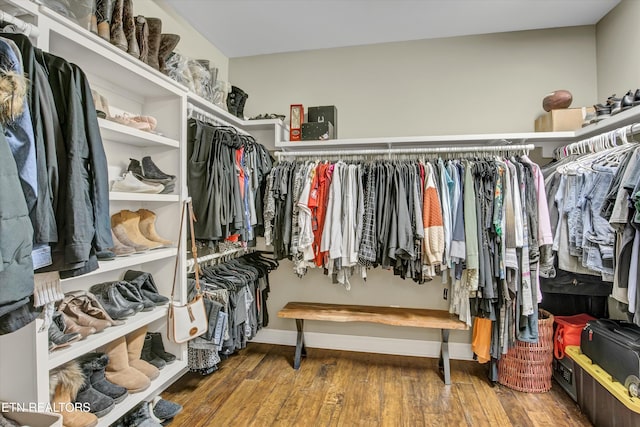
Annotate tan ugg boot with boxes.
[111,210,162,250]
[126,326,160,380]
[137,209,173,246]
[50,361,98,427]
[102,336,151,393]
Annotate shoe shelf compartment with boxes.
[48,305,169,370]
[37,5,185,98]
[59,248,178,281]
[98,118,180,149]
[98,361,188,427]
[108,192,180,202]
[575,103,640,140]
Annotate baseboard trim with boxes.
[252,328,474,360]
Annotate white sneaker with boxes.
[111,171,165,194]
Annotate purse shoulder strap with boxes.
[171,199,201,302]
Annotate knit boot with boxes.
[109,0,127,51]
[146,17,162,70]
[96,0,112,41]
[50,361,98,427]
[75,361,115,418]
[78,353,128,404]
[135,16,149,64]
[111,210,162,250]
[102,336,151,393]
[126,326,160,380]
[148,331,176,363]
[158,34,180,73]
[137,209,173,246]
[122,0,139,58]
[122,270,169,306]
[141,334,166,369]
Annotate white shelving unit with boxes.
[0,2,284,424]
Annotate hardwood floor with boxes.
[162,343,592,426]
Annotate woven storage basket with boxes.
[498,309,555,393]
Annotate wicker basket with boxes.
[498,309,555,393]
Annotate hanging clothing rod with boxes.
[187,103,250,136]
[274,143,535,159]
[555,122,640,159]
[186,246,248,272]
[0,10,39,37]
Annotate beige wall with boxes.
[230,26,597,137]
[231,26,598,344]
[596,0,640,102]
[135,0,229,81]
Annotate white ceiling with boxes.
[164,0,620,58]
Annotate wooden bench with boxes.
[277,301,469,385]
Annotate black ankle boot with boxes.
[141,156,176,181]
[79,353,128,404]
[227,85,244,117]
[75,360,115,418]
[148,332,176,364]
[141,334,166,369]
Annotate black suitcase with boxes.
[581,319,640,396]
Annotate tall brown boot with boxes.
[135,15,149,64]
[96,0,113,41]
[137,209,173,246]
[123,0,140,58]
[111,210,162,250]
[102,336,151,393]
[158,34,180,73]
[110,0,127,51]
[146,17,162,70]
[50,361,98,427]
[126,326,160,380]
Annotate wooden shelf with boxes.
[109,192,179,202]
[99,118,180,148]
[60,248,178,283]
[48,306,169,369]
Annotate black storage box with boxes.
[308,106,338,137]
[301,122,334,141]
[553,355,577,401]
[581,319,640,389]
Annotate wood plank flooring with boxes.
[162,343,592,426]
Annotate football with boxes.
[543,90,573,112]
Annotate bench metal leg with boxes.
[439,329,451,385]
[294,318,307,369]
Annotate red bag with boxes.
[553,313,596,359]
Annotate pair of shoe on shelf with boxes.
[593,89,640,122]
[50,291,125,353]
[110,157,175,194]
[89,270,169,321]
[117,396,183,427]
[108,209,172,258]
[91,89,162,135]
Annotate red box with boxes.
[290,104,304,141]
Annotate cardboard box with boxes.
[535,107,594,132]
[308,106,338,137]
